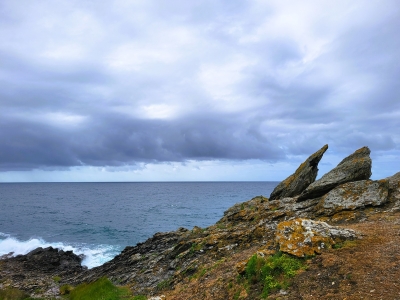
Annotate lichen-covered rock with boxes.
[316,180,389,216]
[298,146,372,201]
[270,145,328,200]
[276,218,357,257]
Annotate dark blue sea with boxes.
[0,182,277,268]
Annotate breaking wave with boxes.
[0,233,121,269]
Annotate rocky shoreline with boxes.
[1,145,400,299]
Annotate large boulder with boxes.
[269,144,328,200]
[316,180,389,216]
[298,146,372,201]
[276,218,357,257]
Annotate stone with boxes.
[276,218,357,257]
[316,180,389,216]
[298,146,372,201]
[385,172,400,203]
[382,172,400,211]
[12,246,83,274]
[269,145,329,200]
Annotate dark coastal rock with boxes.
[298,146,372,201]
[3,246,84,276]
[315,180,389,216]
[0,246,84,297]
[15,247,84,274]
[269,144,328,200]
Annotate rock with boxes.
[235,260,247,275]
[6,247,84,276]
[385,172,400,202]
[383,172,400,211]
[316,180,389,216]
[14,247,83,274]
[0,247,84,297]
[276,218,357,257]
[270,145,329,200]
[298,146,372,201]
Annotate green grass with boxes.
[244,252,306,298]
[68,277,133,300]
[132,296,147,300]
[0,278,135,300]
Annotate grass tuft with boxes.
[68,277,133,300]
[245,251,306,298]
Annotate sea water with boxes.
[0,182,277,268]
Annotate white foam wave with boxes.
[0,234,120,269]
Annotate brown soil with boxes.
[161,211,400,300]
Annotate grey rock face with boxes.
[269,144,328,200]
[316,180,389,216]
[298,146,372,201]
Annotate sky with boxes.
[0,0,399,182]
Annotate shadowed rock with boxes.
[383,172,400,211]
[269,144,328,200]
[298,146,372,201]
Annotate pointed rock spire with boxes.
[269,144,328,200]
[298,146,372,201]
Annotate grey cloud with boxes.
[1,0,400,172]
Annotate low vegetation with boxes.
[243,252,307,298]
[0,277,136,300]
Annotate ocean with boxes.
[0,182,277,268]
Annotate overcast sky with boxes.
[0,0,399,182]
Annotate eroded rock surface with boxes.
[269,144,328,200]
[276,218,358,257]
[298,146,372,201]
[316,180,389,216]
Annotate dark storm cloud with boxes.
[1,0,399,172]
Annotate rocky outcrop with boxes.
[316,180,389,216]
[269,145,328,200]
[298,146,372,201]
[276,218,358,257]
[1,247,84,276]
[65,228,191,295]
[0,247,84,297]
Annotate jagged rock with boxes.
[270,145,329,200]
[0,247,84,297]
[298,146,372,201]
[66,227,191,294]
[4,247,83,275]
[276,218,358,257]
[316,180,389,216]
